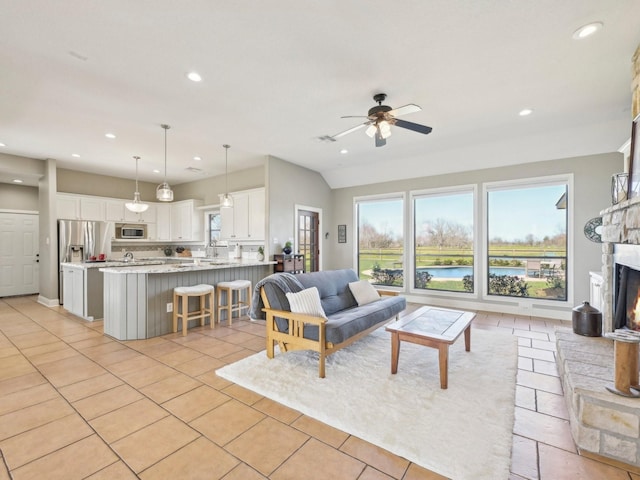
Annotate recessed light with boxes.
[71,153,81,158]
[153,169,160,174]
[12,179,23,183]
[105,133,116,139]
[193,156,202,161]
[572,22,603,40]
[0,142,6,147]
[519,108,533,116]
[340,149,348,154]
[187,72,202,82]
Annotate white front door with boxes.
[0,213,39,297]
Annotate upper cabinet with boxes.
[220,188,265,241]
[169,199,204,241]
[57,194,105,221]
[105,199,156,223]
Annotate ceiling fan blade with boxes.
[394,118,433,135]
[388,104,421,117]
[375,131,386,147]
[331,122,371,139]
[340,115,369,119]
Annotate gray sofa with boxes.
[252,269,406,377]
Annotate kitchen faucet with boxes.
[123,251,134,262]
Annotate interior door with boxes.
[0,212,39,297]
[298,209,319,272]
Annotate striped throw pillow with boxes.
[286,287,327,318]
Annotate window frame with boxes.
[409,184,478,298]
[353,192,406,292]
[482,174,574,306]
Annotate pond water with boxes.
[417,266,526,278]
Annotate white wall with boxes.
[266,156,332,265]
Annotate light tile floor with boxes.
[0,296,637,479]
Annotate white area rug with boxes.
[217,326,517,479]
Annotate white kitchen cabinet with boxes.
[62,266,84,317]
[220,188,265,241]
[57,194,104,220]
[62,265,104,321]
[170,200,203,241]
[155,204,171,241]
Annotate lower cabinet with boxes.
[62,266,104,321]
[62,266,84,316]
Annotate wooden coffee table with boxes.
[385,306,475,389]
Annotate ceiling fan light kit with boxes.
[125,155,149,213]
[331,93,432,147]
[156,124,174,202]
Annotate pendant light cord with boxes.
[224,144,230,195]
[162,124,170,184]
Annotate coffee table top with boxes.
[386,306,475,344]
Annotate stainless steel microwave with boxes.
[115,224,147,239]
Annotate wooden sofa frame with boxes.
[260,287,400,378]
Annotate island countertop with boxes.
[99,259,275,274]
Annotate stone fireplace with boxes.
[555,197,640,468]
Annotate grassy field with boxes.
[359,245,565,299]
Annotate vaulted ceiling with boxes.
[1,1,639,189]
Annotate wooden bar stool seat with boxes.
[172,284,215,336]
[216,280,251,325]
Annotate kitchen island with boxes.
[61,260,164,321]
[100,260,274,340]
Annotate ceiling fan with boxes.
[328,93,432,147]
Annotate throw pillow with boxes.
[348,280,380,306]
[286,287,327,318]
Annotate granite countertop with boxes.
[99,258,275,274]
[61,260,165,269]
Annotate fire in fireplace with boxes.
[614,264,640,330]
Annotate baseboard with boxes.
[403,294,572,321]
[37,295,60,308]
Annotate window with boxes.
[486,179,568,301]
[208,212,221,246]
[356,195,404,287]
[413,188,475,292]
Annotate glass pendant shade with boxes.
[156,124,174,202]
[221,193,233,208]
[221,144,233,208]
[156,183,174,202]
[125,156,149,213]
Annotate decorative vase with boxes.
[283,246,292,255]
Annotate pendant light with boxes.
[125,156,149,213]
[221,144,233,208]
[156,124,174,202]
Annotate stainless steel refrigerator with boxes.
[58,220,110,303]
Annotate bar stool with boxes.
[216,280,252,325]
[172,284,215,336]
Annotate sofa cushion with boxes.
[296,269,359,315]
[301,295,406,344]
[286,287,327,319]
[348,280,380,306]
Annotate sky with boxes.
[358,184,567,242]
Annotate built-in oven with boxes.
[115,223,147,239]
